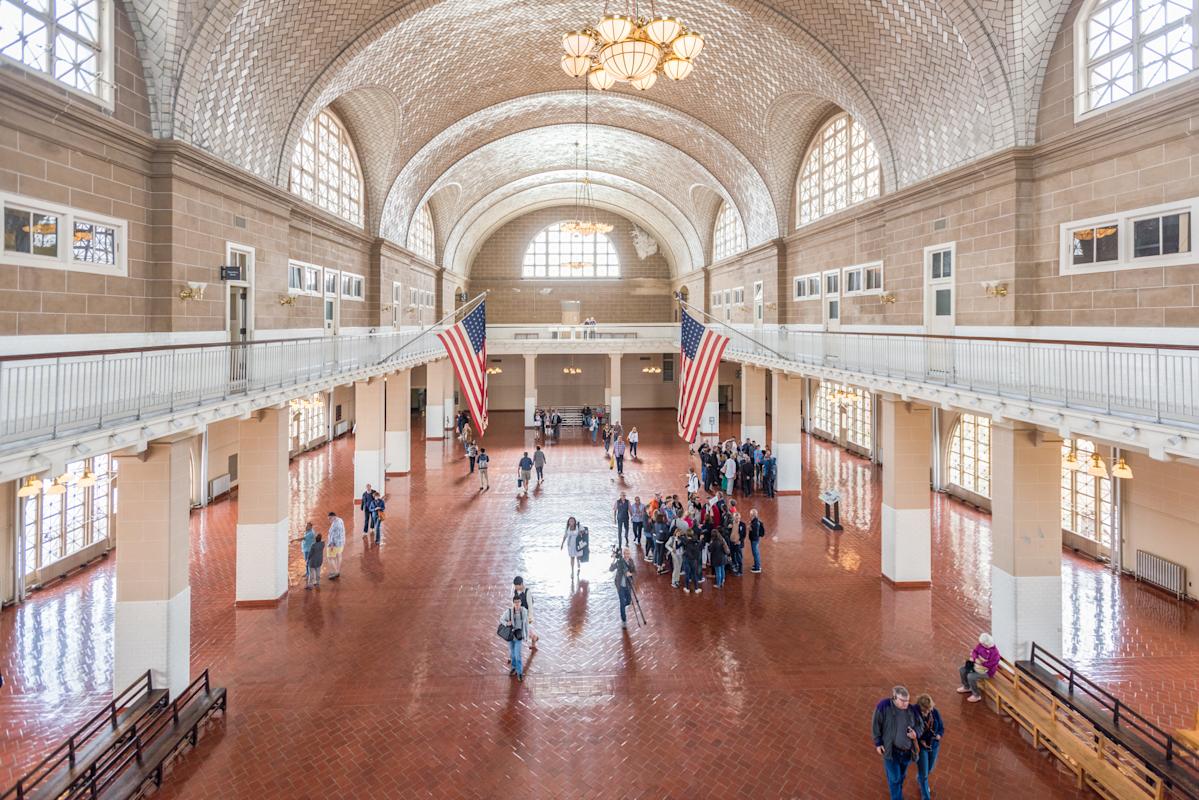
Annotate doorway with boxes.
[753,280,764,327]
[822,269,840,331]
[924,242,956,377]
[323,268,340,334]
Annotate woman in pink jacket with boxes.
[957,632,1001,702]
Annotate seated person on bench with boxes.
[957,632,1001,703]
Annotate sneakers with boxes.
[751,568,762,573]
[683,587,690,594]
[695,588,702,594]
[621,621,628,629]
[955,687,972,694]
[967,695,982,703]
[672,583,679,589]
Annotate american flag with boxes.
[437,301,488,436]
[677,309,728,443]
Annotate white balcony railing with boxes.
[0,328,446,449]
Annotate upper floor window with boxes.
[2,191,126,276]
[522,222,620,278]
[289,108,363,227]
[0,0,113,105]
[408,204,435,263]
[796,112,881,227]
[712,200,746,262]
[1080,0,1198,114]
[1060,195,1196,274]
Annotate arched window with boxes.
[289,108,364,226]
[0,0,112,102]
[522,222,620,278]
[796,113,881,227]
[1081,0,1198,112]
[1061,438,1114,545]
[948,413,992,497]
[408,204,435,263]
[712,201,746,262]
[811,381,873,451]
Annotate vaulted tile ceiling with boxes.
[126,0,1073,274]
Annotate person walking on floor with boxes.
[533,446,547,485]
[613,436,626,476]
[561,516,583,579]
[300,521,315,575]
[628,426,639,459]
[613,492,631,547]
[748,509,765,573]
[872,685,923,800]
[609,546,637,629]
[477,448,490,491]
[589,415,599,444]
[517,451,533,496]
[512,576,539,649]
[914,694,945,800]
[500,596,529,681]
[551,410,562,441]
[630,496,646,552]
[467,441,478,474]
[360,483,374,532]
[958,632,1001,702]
[325,511,345,580]
[686,467,700,497]
[305,533,325,589]
[369,489,385,545]
[602,424,613,456]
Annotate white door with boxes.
[323,269,340,334]
[753,280,764,327]
[924,243,956,334]
[822,270,841,331]
[392,282,402,328]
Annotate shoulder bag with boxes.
[497,612,514,642]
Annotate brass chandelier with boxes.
[560,83,612,247]
[559,0,705,92]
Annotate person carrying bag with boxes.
[499,597,529,681]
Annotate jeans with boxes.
[917,744,939,800]
[654,541,665,567]
[731,545,743,574]
[468,457,475,473]
[508,637,523,678]
[591,428,598,442]
[959,664,988,697]
[362,510,371,532]
[632,520,644,543]
[616,517,630,545]
[535,466,544,482]
[750,539,762,571]
[684,559,700,591]
[883,750,914,800]
[372,516,382,544]
[630,441,638,457]
[714,564,725,587]
[618,584,631,623]
[615,454,624,474]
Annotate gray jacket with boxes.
[501,606,529,640]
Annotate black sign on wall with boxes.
[220,265,243,281]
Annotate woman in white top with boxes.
[628,427,640,459]
[560,516,583,578]
[686,468,700,496]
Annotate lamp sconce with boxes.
[764,301,778,310]
[178,282,207,301]
[278,294,297,306]
[454,289,468,302]
[982,281,1009,298]
[879,292,897,304]
[381,304,392,313]
[406,303,418,313]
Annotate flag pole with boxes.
[378,289,490,365]
[671,291,790,361]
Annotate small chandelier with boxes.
[642,365,662,374]
[560,85,612,240]
[560,1,705,91]
[563,366,584,375]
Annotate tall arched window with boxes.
[796,112,881,227]
[811,381,873,451]
[522,222,620,278]
[948,413,992,497]
[712,201,746,262]
[1061,438,1114,545]
[289,108,364,227]
[408,205,435,263]
[1081,0,1198,112]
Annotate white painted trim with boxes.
[1058,195,1198,275]
[1,191,128,276]
[923,241,956,333]
[842,260,885,296]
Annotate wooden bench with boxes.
[1178,712,1199,754]
[1,671,168,800]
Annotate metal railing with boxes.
[0,328,445,450]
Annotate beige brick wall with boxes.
[467,206,674,324]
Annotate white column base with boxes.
[881,503,931,585]
[443,399,456,433]
[524,396,536,428]
[385,430,411,474]
[354,448,385,499]
[741,424,766,444]
[235,519,289,603]
[700,399,720,436]
[774,441,803,492]
[991,566,1063,661]
[609,395,621,425]
[115,587,190,699]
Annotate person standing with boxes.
[914,694,945,800]
[552,409,562,441]
[729,512,744,576]
[369,489,385,545]
[513,576,539,649]
[748,509,765,573]
[630,496,646,549]
[500,596,529,681]
[709,526,729,588]
[653,511,670,572]
[518,451,534,496]
[686,467,700,497]
[609,546,637,629]
[360,483,374,533]
[613,436,626,476]
[682,531,702,594]
[477,448,490,491]
[561,516,583,579]
[325,511,346,580]
[533,446,547,485]
[872,686,923,800]
[628,426,639,459]
[467,441,478,474]
[722,455,737,495]
[305,533,325,589]
[589,414,599,444]
[613,492,631,546]
[669,522,686,588]
[764,450,777,497]
[300,521,316,576]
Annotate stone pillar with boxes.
[114,438,191,699]
[235,407,290,605]
[771,371,803,494]
[990,421,1063,660]
[524,354,537,428]
[609,353,622,424]
[385,369,411,475]
[880,398,932,587]
[354,378,385,499]
[425,360,445,440]
[442,370,456,434]
[741,364,766,443]
[700,378,720,438]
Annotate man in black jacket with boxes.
[609,547,637,629]
[748,509,766,573]
[871,686,923,800]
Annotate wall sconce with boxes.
[486,366,503,375]
[381,304,392,313]
[879,292,897,304]
[454,289,468,302]
[178,282,207,301]
[764,301,778,310]
[982,281,1009,298]
[278,295,297,306]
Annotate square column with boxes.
[700,378,719,438]
[442,371,456,434]
[524,354,537,428]
[609,353,622,424]
[114,437,191,699]
[354,378,385,498]
[425,360,445,440]
[385,369,411,475]
[880,398,932,587]
[236,407,290,605]
[990,422,1063,660]
[771,371,803,494]
[741,365,766,443]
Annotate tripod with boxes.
[626,578,648,627]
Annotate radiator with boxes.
[334,420,349,437]
[1135,550,1188,600]
[208,473,231,501]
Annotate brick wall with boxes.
[467,207,674,324]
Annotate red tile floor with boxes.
[2,410,1197,799]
